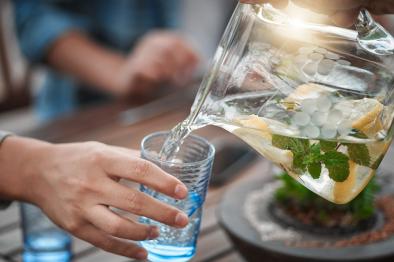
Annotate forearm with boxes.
[46,31,126,93]
[0,136,51,202]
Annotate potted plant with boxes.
[271,172,378,237]
[219,170,394,262]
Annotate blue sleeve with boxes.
[159,0,181,29]
[13,0,89,63]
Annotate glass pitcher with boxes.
[162,2,394,204]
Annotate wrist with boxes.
[0,136,52,203]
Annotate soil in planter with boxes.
[287,196,394,248]
[269,172,394,248]
[269,201,378,236]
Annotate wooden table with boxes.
[0,99,272,262]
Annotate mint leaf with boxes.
[320,141,337,152]
[303,143,322,165]
[294,154,307,171]
[346,144,370,167]
[308,162,322,179]
[322,151,350,182]
[272,135,309,154]
[272,135,310,170]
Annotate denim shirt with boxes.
[13,0,180,121]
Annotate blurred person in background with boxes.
[12,0,199,121]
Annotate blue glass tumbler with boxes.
[20,203,72,262]
[139,131,215,262]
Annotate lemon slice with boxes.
[284,83,333,103]
[237,115,272,141]
[234,115,293,167]
[334,98,384,137]
[333,160,357,204]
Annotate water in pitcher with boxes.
[160,3,394,204]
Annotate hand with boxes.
[240,0,394,26]
[114,31,199,96]
[26,141,189,260]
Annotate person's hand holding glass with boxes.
[0,137,190,260]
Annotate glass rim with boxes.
[141,131,215,168]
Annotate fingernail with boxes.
[175,212,189,227]
[148,226,159,240]
[174,184,188,199]
[135,249,147,260]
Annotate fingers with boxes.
[101,149,188,199]
[102,181,189,228]
[75,223,148,260]
[85,205,159,241]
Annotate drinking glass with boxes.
[139,131,215,262]
[20,203,72,262]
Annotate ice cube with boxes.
[337,59,351,66]
[338,120,353,137]
[299,46,315,55]
[317,59,335,75]
[311,111,328,126]
[292,112,311,126]
[315,47,328,54]
[327,109,343,124]
[316,96,332,112]
[309,52,324,61]
[325,52,340,60]
[271,56,281,65]
[294,54,309,65]
[321,125,337,139]
[303,62,317,76]
[302,124,320,138]
[301,99,318,114]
